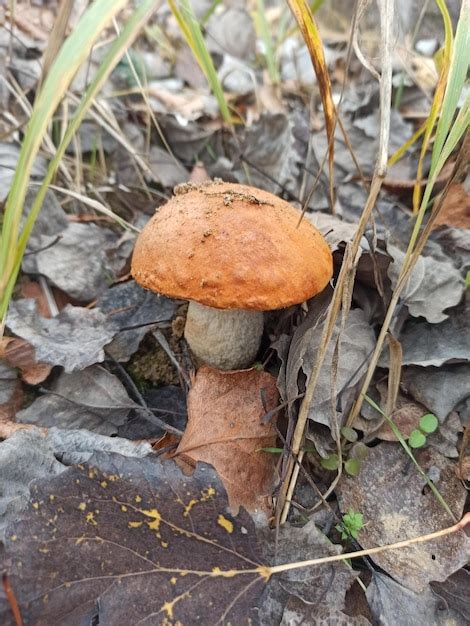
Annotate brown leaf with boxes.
[0,337,52,385]
[1,454,265,625]
[371,386,428,442]
[338,444,470,592]
[175,366,279,514]
[19,278,69,318]
[433,183,470,229]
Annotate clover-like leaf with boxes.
[408,430,427,449]
[419,413,439,434]
[321,454,340,470]
[344,458,361,476]
[1,453,265,625]
[341,427,358,443]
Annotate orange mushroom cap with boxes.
[131,181,333,310]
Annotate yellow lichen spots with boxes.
[64,582,71,589]
[32,502,39,510]
[38,547,49,554]
[78,502,87,511]
[10,535,17,542]
[183,499,198,517]
[75,537,85,545]
[217,515,234,534]
[85,512,97,526]
[211,567,236,578]
[162,599,176,618]
[161,541,169,549]
[201,486,216,500]
[121,505,128,513]
[170,576,177,585]
[257,565,272,582]
[75,479,80,484]
[135,495,142,503]
[108,474,119,482]
[141,508,161,531]
[77,464,85,471]
[49,495,55,502]
[100,481,108,489]
[128,521,143,529]
[43,594,49,604]
[88,468,98,479]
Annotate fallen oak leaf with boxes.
[175,366,279,515]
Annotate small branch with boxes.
[265,513,470,577]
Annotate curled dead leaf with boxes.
[175,366,279,515]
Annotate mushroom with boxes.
[131,181,333,370]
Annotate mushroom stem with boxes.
[184,301,264,370]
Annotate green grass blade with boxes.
[0,0,160,324]
[431,0,470,173]
[255,0,280,84]
[0,0,129,290]
[167,0,232,124]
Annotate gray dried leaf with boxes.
[387,243,464,323]
[306,212,362,252]
[0,362,17,406]
[312,110,412,179]
[0,142,47,202]
[148,146,189,187]
[6,300,118,372]
[286,307,376,428]
[398,301,470,367]
[257,521,358,625]
[22,188,69,240]
[0,428,151,540]
[280,40,341,86]
[206,8,256,60]
[338,444,470,592]
[16,366,136,435]
[281,601,370,626]
[23,222,118,301]
[97,280,177,361]
[431,569,470,623]
[218,54,255,94]
[118,385,187,440]
[402,365,470,422]
[233,114,299,195]
[366,572,466,626]
[430,225,470,272]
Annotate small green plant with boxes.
[408,413,439,448]
[336,509,364,541]
[321,427,368,476]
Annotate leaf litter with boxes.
[1,1,469,623]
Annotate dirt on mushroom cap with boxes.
[131,181,333,310]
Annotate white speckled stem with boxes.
[184,301,263,370]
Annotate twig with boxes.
[264,513,470,577]
[278,0,395,523]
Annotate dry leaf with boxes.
[338,444,470,592]
[0,337,52,385]
[433,184,470,230]
[175,366,279,514]
[1,454,264,625]
[0,362,23,422]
